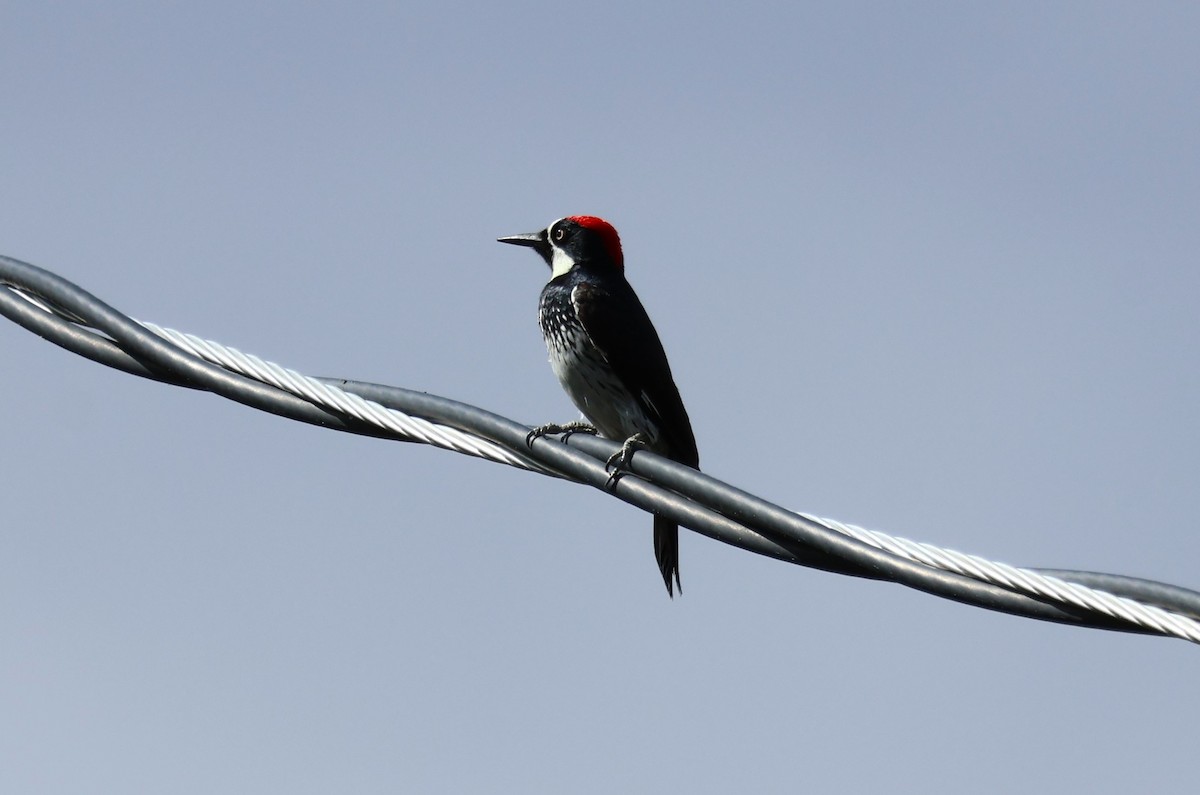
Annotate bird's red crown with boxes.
[568,215,624,271]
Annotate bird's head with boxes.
[498,215,624,279]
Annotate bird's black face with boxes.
[544,218,595,264]
[498,216,622,280]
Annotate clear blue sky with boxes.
[3,2,1198,792]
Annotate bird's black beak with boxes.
[497,229,552,265]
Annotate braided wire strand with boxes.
[140,322,547,473]
[804,514,1200,643]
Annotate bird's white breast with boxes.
[540,307,661,446]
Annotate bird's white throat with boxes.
[550,246,575,280]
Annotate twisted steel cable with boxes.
[3,253,1199,643]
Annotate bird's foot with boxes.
[604,433,649,490]
[525,420,598,449]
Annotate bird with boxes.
[498,215,699,596]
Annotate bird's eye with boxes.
[553,227,566,242]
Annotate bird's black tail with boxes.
[653,515,682,597]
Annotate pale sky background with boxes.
[3,2,1198,792]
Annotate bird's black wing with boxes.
[570,280,698,467]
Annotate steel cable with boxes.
[3,253,1198,643]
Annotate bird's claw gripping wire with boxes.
[525,420,598,449]
[604,433,649,491]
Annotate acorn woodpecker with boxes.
[498,215,699,596]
